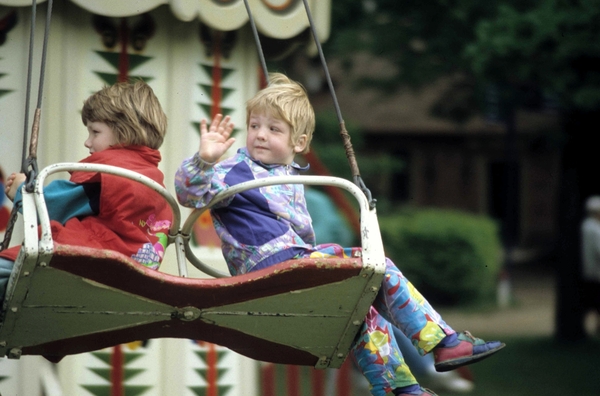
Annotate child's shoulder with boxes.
[82,146,158,163]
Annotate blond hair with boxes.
[81,81,167,149]
[246,73,314,154]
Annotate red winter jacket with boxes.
[0,146,172,270]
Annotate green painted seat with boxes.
[0,164,385,369]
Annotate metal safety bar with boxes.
[181,175,385,279]
[31,163,188,277]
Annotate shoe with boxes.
[433,331,505,372]
[395,387,438,396]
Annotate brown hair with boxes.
[246,73,314,154]
[81,80,167,149]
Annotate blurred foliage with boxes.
[326,0,600,115]
[308,110,404,210]
[466,1,600,112]
[328,0,498,89]
[379,207,502,307]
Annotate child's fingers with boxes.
[223,137,236,151]
[221,115,232,128]
[5,174,20,200]
[210,114,224,131]
[217,115,234,135]
[206,115,234,138]
[199,118,208,134]
[7,173,26,190]
[5,173,15,188]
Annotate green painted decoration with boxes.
[81,349,153,396]
[93,51,154,85]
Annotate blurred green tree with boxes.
[327,0,600,116]
[324,0,600,341]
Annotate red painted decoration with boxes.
[118,19,129,83]
[111,345,124,396]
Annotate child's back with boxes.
[53,144,171,269]
[0,81,172,277]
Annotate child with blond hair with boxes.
[175,73,504,396]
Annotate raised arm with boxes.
[199,114,235,163]
[175,114,236,209]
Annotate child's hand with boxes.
[4,172,26,202]
[199,114,235,163]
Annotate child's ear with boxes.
[293,134,308,153]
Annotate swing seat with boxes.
[0,164,386,369]
[0,243,375,368]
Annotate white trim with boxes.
[0,0,331,40]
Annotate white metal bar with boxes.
[20,188,40,260]
[174,234,188,278]
[33,162,182,250]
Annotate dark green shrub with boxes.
[379,208,502,307]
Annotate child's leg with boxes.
[351,306,420,396]
[0,257,14,300]
[373,259,454,356]
[375,259,505,372]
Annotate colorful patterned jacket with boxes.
[175,148,316,275]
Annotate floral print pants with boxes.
[306,245,455,396]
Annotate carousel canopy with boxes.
[0,0,331,40]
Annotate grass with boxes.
[268,336,600,396]
[441,336,600,396]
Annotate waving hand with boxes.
[199,114,236,163]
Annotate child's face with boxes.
[246,111,306,165]
[84,121,117,154]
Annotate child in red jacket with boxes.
[0,81,173,300]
